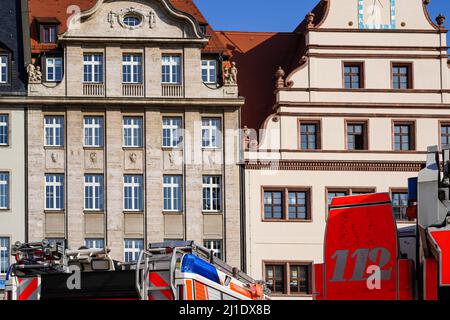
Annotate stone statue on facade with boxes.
[224,61,238,85]
[27,62,42,84]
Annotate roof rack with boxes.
[147,241,255,285]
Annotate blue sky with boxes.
[195,0,449,37]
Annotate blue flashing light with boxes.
[181,254,220,284]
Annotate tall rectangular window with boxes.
[84,175,104,211]
[122,54,142,83]
[327,190,349,206]
[344,63,363,89]
[0,237,10,274]
[392,64,412,89]
[124,239,143,263]
[84,116,104,147]
[163,175,182,212]
[202,118,221,149]
[264,190,283,220]
[45,174,64,210]
[265,264,285,294]
[40,25,57,43]
[289,264,311,295]
[83,54,103,83]
[45,57,63,82]
[162,55,181,84]
[202,60,217,84]
[392,191,409,222]
[124,175,143,212]
[85,239,104,249]
[288,191,308,220]
[300,122,320,150]
[202,176,222,212]
[347,122,368,150]
[203,240,222,260]
[0,115,8,146]
[394,123,415,151]
[162,117,182,148]
[0,173,9,210]
[123,117,143,148]
[441,124,450,147]
[0,56,8,83]
[44,116,64,147]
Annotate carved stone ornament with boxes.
[306,12,315,28]
[129,153,138,163]
[436,14,446,27]
[168,152,175,165]
[90,152,97,164]
[51,153,58,163]
[108,7,156,29]
[275,66,294,89]
[27,62,42,84]
[224,61,238,85]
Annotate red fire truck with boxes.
[4,241,268,300]
[314,145,450,300]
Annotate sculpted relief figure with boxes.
[27,62,42,84]
[224,61,238,85]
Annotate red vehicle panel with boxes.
[323,193,399,300]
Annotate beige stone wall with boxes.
[0,108,26,246]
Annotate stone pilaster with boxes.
[184,111,203,244]
[146,110,164,243]
[105,46,122,98]
[27,108,45,241]
[106,110,124,261]
[66,109,84,249]
[145,47,161,97]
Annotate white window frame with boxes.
[123,117,143,148]
[0,237,10,274]
[202,118,221,149]
[0,114,8,146]
[0,55,8,83]
[124,175,143,212]
[201,60,217,84]
[0,172,9,210]
[84,175,104,211]
[162,55,181,84]
[45,174,64,211]
[83,54,103,83]
[84,116,104,147]
[122,54,142,84]
[85,238,104,249]
[203,240,222,260]
[163,175,182,212]
[162,117,182,148]
[46,57,63,82]
[202,176,222,212]
[44,116,64,147]
[124,239,143,262]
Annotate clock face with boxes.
[358,0,396,29]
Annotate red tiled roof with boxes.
[217,31,302,131]
[29,0,226,54]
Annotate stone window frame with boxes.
[44,115,65,148]
[261,186,313,222]
[44,56,64,83]
[390,188,411,223]
[201,59,218,84]
[122,116,144,148]
[124,238,144,263]
[163,175,183,213]
[162,116,183,149]
[83,116,104,148]
[298,119,322,151]
[345,119,369,151]
[123,174,144,213]
[44,173,65,211]
[0,113,10,147]
[203,239,223,260]
[262,261,313,297]
[392,120,416,151]
[202,175,222,213]
[84,174,104,212]
[342,61,365,89]
[201,117,222,150]
[122,53,143,84]
[161,54,182,84]
[83,53,104,84]
[391,62,413,90]
[0,171,10,211]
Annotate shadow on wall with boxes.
[218,31,304,134]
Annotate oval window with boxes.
[123,15,142,27]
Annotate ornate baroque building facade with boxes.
[25,0,243,267]
[223,0,449,299]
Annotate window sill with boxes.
[270,293,313,298]
[44,146,64,150]
[83,146,104,150]
[163,211,184,215]
[44,210,65,214]
[123,211,144,214]
[0,144,10,147]
[203,211,223,215]
[262,219,313,223]
[84,210,104,214]
[162,147,183,151]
